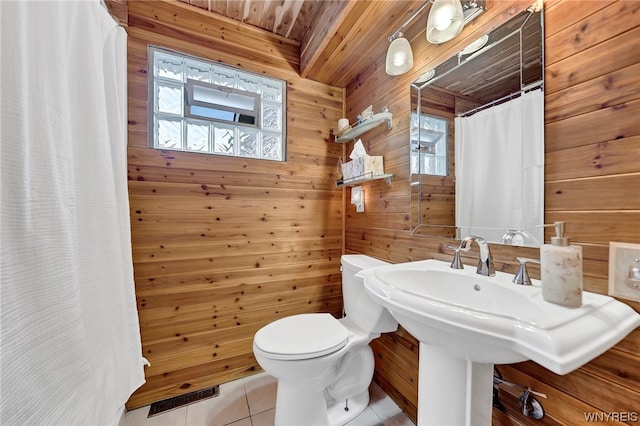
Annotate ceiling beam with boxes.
[299,0,357,80]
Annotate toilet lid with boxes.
[254,313,350,360]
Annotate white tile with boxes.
[125,376,410,426]
[224,417,253,426]
[368,383,402,421]
[345,406,382,426]
[251,408,275,426]
[243,372,277,415]
[185,380,250,426]
[251,408,276,426]
[382,412,415,426]
[122,405,187,426]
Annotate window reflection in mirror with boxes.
[410,113,448,177]
[410,8,544,246]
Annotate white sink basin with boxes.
[361,259,640,372]
[358,259,640,425]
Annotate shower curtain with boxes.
[1,2,145,425]
[455,90,544,246]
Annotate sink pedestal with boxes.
[419,343,494,426]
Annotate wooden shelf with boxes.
[337,173,393,187]
[333,112,392,143]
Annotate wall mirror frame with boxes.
[410,6,544,247]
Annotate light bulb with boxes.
[433,8,454,31]
[392,50,408,66]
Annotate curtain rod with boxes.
[457,80,543,117]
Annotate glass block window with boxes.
[410,113,448,176]
[149,46,286,161]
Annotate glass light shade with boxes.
[459,34,489,56]
[415,69,436,84]
[426,0,464,44]
[385,34,414,76]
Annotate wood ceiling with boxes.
[177,0,322,42]
[179,0,323,42]
[111,0,529,88]
[424,9,543,113]
[173,0,428,87]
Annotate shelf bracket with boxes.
[336,173,393,188]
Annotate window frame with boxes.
[147,45,287,161]
[184,79,261,127]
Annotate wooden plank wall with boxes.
[345,0,640,423]
[105,0,128,26]
[410,86,458,234]
[125,0,344,408]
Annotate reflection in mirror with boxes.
[410,7,544,247]
[410,114,448,177]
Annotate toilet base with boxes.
[327,390,370,426]
[274,382,370,426]
[275,382,326,426]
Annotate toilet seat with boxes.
[254,313,350,361]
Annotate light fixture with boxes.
[385,0,485,75]
[426,0,464,44]
[415,69,436,84]
[385,33,414,76]
[385,1,432,76]
[351,186,365,213]
[462,1,485,23]
[459,34,489,55]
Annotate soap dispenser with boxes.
[540,221,583,307]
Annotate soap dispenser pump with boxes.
[540,221,583,307]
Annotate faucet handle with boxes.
[513,257,540,286]
[444,244,464,270]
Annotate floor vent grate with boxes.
[148,385,220,417]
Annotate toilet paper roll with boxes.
[338,118,349,132]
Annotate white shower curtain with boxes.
[455,90,544,246]
[1,1,145,425]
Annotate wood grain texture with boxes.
[168,0,537,89]
[175,0,319,42]
[301,0,431,87]
[125,0,344,408]
[105,0,128,26]
[121,0,640,418]
[344,1,640,424]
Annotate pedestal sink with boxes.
[358,259,640,426]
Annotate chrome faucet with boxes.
[458,235,496,276]
[502,229,528,245]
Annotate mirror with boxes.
[410,8,544,246]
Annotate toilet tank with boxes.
[341,255,398,333]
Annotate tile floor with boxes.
[122,372,415,426]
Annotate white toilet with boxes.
[253,255,398,426]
